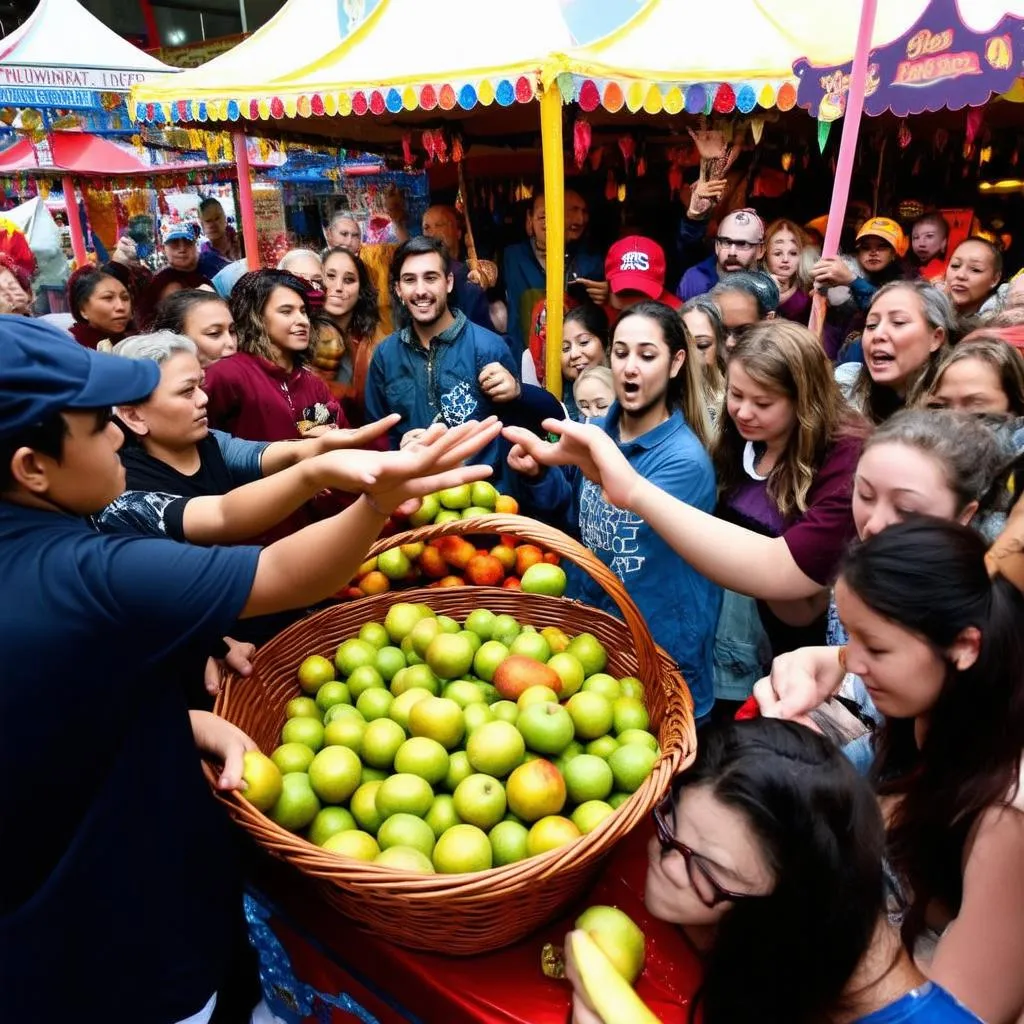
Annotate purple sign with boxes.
[794,0,1023,120]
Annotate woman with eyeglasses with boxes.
[566,718,983,1023]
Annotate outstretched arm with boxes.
[258,414,400,475]
[503,419,823,602]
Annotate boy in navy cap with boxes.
[0,317,498,1023]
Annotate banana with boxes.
[566,929,661,1024]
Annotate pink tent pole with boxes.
[809,0,878,336]
[61,175,88,268]
[232,132,260,269]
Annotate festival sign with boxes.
[794,0,1023,121]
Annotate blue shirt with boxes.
[0,501,260,1021]
[676,254,719,301]
[855,983,982,1023]
[517,406,722,717]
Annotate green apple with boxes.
[470,481,499,510]
[269,772,321,832]
[567,633,608,676]
[585,735,620,760]
[350,781,385,834]
[437,615,461,635]
[424,794,462,838]
[443,749,473,793]
[478,682,501,705]
[443,680,485,708]
[473,640,509,682]
[613,696,650,734]
[460,505,491,519]
[618,676,645,700]
[241,751,283,812]
[463,608,497,640]
[384,602,427,643]
[518,703,575,756]
[377,813,436,858]
[360,717,407,769]
[356,687,393,722]
[408,696,465,750]
[434,510,461,524]
[571,800,616,835]
[490,699,519,725]
[563,754,614,804]
[566,691,614,741]
[375,773,434,820]
[463,702,495,735]
[360,765,388,785]
[616,729,659,754]
[425,632,476,680]
[526,815,580,856]
[297,654,335,695]
[466,720,525,778]
[520,563,567,598]
[377,546,412,580]
[374,846,435,873]
[453,773,507,830]
[285,696,321,721]
[280,716,324,753]
[346,664,385,700]
[401,663,440,696]
[457,629,483,654]
[410,617,443,659]
[393,736,449,786]
[575,905,646,984]
[546,652,586,698]
[324,703,363,725]
[509,631,551,662]
[408,492,441,527]
[389,687,434,730]
[581,673,621,701]
[315,681,351,714]
[375,645,407,682]
[322,829,379,861]
[432,824,493,873]
[400,638,424,667]
[358,622,390,649]
[608,792,631,809]
[489,819,530,866]
[608,743,659,794]
[323,715,366,755]
[517,685,559,711]
[334,638,378,677]
[438,484,472,510]
[271,742,315,775]
[541,626,571,653]
[308,745,361,804]
[309,806,356,846]
[505,759,566,822]
[491,614,522,647]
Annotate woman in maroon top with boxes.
[204,269,345,442]
[67,265,135,350]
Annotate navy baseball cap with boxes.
[0,316,159,439]
[164,225,196,244]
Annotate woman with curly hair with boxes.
[203,269,344,443]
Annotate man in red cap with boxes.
[605,236,682,323]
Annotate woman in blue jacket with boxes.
[508,300,722,722]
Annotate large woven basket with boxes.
[211,514,696,954]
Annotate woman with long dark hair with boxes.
[566,719,982,1024]
[151,288,237,367]
[66,264,134,349]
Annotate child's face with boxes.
[574,375,614,421]
[911,220,946,263]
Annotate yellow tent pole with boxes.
[539,79,564,400]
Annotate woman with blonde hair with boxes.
[764,218,813,324]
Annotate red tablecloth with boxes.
[251,823,702,1023]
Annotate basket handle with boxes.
[366,513,661,685]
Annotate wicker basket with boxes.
[211,514,696,954]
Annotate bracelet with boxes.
[364,493,389,517]
[837,645,848,673]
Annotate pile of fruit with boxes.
[241,603,661,875]
[344,483,565,598]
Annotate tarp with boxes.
[132,0,574,139]
[0,131,211,175]
[0,0,178,110]
[3,194,68,288]
[554,0,1024,116]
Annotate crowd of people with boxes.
[2,171,1023,1024]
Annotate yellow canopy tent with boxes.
[133,0,577,391]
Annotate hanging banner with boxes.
[794,0,1023,120]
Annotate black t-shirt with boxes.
[0,502,261,1022]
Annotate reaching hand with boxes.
[318,413,401,451]
[366,418,502,514]
[203,636,256,697]
[111,235,139,266]
[811,256,855,289]
[753,646,846,721]
[479,362,520,403]
[189,710,257,791]
[502,419,642,509]
[574,278,610,305]
[687,177,729,220]
[506,442,542,478]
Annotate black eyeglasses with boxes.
[715,236,762,253]
[652,791,761,908]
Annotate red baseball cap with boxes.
[605,236,667,299]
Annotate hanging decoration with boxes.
[617,134,636,172]
[897,120,912,149]
[604,169,618,202]
[451,133,464,164]
[749,117,765,146]
[817,119,831,154]
[588,145,603,172]
[965,107,985,148]
[573,117,591,170]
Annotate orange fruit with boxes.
[359,571,391,596]
[438,575,466,588]
[502,577,522,590]
[418,546,449,579]
[515,544,545,577]
[465,553,506,587]
[495,495,519,515]
[490,544,517,572]
[543,552,559,565]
